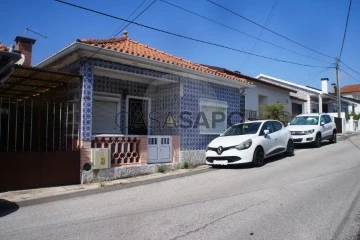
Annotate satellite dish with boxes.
[15,54,25,65]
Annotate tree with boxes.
[258,103,291,124]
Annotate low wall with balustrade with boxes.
[80,135,180,182]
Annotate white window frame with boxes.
[92,92,121,134]
[199,98,228,135]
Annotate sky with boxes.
[1,0,359,89]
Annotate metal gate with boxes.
[147,136,172,164]
[0,98,80,192]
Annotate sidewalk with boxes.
[0,165,211,205]
[1,131,359,206]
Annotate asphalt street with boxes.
[1,135,360,240]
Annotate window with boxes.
[324,115,332,124]
[272,121,283,132]
[222,122,261,136]
[260,121,273,135]
[92,94,121,134]
[320,115,326,124]
[199,99,228,135]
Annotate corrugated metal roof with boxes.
[0,65,81,99]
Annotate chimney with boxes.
[321,78,329,94]
[331,83,337,94]
[15,36,36,67]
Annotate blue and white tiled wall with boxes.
[80,62,94,140]
[179,77,243,150]
[78,58,181,139]
[76,58,244,146]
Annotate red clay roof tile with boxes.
[0,42,8,51]
[340,84,360,93]
[77,35,253,86]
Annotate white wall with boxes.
[343,93,360,114]
[245,82,292,114]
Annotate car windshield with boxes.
[290,116,319,125]
[221,122,262,136]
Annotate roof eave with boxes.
[35,42,78,68]
[37,42,253,89]
[257,73,321,94]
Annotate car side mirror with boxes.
[320,121,325,126]
[263,129,270,136]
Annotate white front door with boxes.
[147,136,172,164]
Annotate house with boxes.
[257,74,360,132]
[202,66,296,121]
[0,36,82,192]
[0,42,21,82]
[340,84,360,114]
[36,31,253,182]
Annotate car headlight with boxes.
[206,144,209,151]
[235,139,252,150]
[303,129,315,135]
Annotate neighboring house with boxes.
[203,67,296,120]
[340,84,360,114]
[257,74,360,133]
[0,42,21,82]
[257,74,354,115]
[0,36,82,192]
[36,31,253,182]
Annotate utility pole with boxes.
[335,57,341,118]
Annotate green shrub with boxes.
[258,103,291,124]
[346,112,360,120]
[183,160,190,169]
[157,165,166,173]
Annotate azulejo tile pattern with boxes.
[80,62,94,140]
[180,78,243,150]
[77,58,245,147]
[83,58,181,137]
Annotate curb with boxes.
[0,165,212,208]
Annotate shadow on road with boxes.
[294,140,333,149]
[0,199,19,217]
[211,141,338,170]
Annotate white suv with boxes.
[286,113,337,147]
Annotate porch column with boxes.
[305,95,311,113]
[80,62,94,141]
[318,95,323,113]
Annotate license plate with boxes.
[213,160,228,165]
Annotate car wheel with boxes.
[313,133,321,148]
[329,131,337,144]
[252,146,265,167]
[286,140,294,156]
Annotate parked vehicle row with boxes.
[206,113,337,167]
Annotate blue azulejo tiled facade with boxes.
[179,78,242,150]
[80,62,94,140]
[73,58,245,150]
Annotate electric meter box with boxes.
[91,148,111,170]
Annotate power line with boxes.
[75,0,157,68]
[55,0,330,68]
[340,68,360,84]
[206,0,335,60]
[241,0,278,65]
[113,0,157,37]
[341,60,360,76]
[298,66,334,85]
[110,0,149,37]
[339,0,352,59]
[159,0,331,65]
